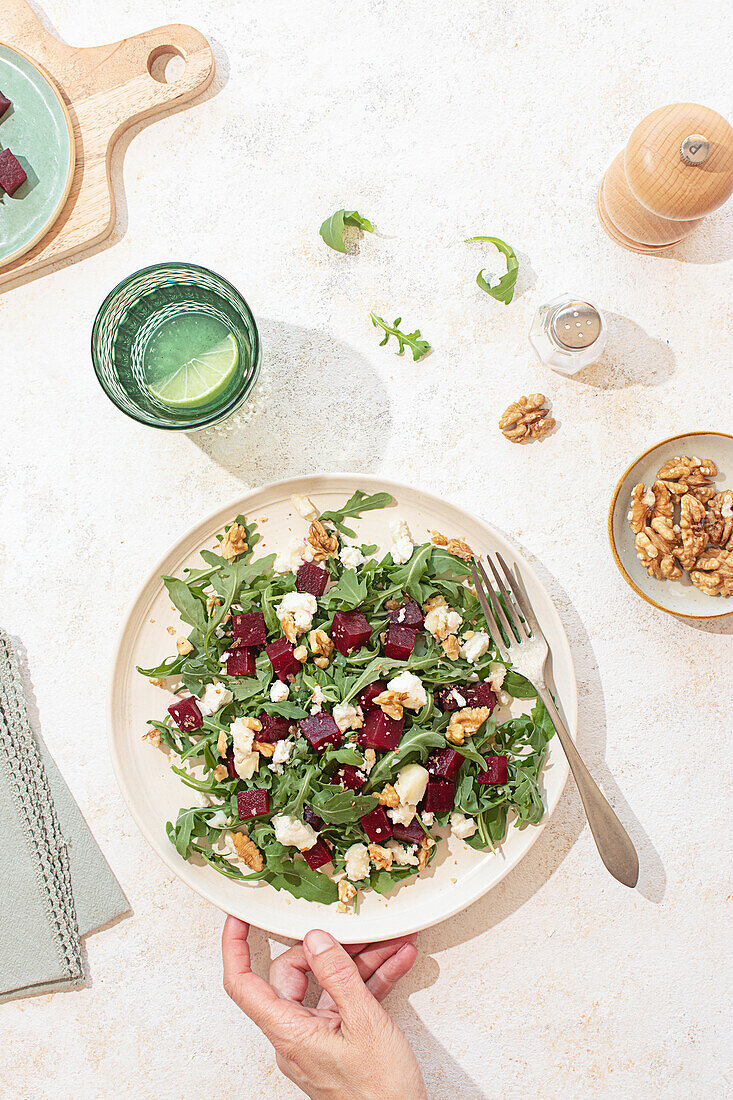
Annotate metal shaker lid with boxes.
[550,301,602,349]
[680,134,710,165]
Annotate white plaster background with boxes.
[0,0,731,1097]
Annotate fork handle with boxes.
[536,687,639,888]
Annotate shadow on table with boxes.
[573,311,675,390]
[189,319,393,482]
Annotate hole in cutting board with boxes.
[148,46,186,84]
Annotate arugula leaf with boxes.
[367,726,445,790]
[137,653,187,678]
[310,789,379,824]
[164,577,207,635]
[502,670,537,699]
[370,314,431,362]
[323,568,368,610]
[318,489,393,538]
[319,209,375,253]
[466,236,519,304]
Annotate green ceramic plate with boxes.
[0,42,75,268]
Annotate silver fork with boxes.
[470,552,639,888]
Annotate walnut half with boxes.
[221,522,248,561]
[499,394,555,443]
[446,706,491,745]
[690,548,733,597]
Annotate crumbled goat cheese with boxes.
[310,684,326,714]
[339,545,365,569]
[276,591,317,634]
[207,809,229,829]
[362,748,376,775]
[344,843,371,881]
[387,671,427,710]
[450,812,477,839]
[394,763,430,806]
[421,811,435,826]
[481,246,508,288]
[219,652,231,665]
[198,682,233,716]
[446,687,467,708]
[269,679,290,703]
[487,662,507,691]
[424,604,463,640]
[460,631,491,663]
[231,717,260,780]
[389,519,414,565]
[387,841,420,866]
[290,494,318,520]
[387,802,418,827]
[274,537,310,573]
[333,702,363,733]
[271,739,292,766]
[272,814,318,851]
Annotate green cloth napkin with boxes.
[0,630,129,1002]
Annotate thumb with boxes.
[303,930,380,1028]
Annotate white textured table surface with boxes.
[1,1,731,1097]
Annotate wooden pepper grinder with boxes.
[597,103,733,252]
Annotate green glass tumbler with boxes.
[91,262,261,430]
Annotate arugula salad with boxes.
[139,491,554,910]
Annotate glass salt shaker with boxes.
[529,294,606,376]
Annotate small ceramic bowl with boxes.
[608,431,733,620]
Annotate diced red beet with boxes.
[463,681,497,711]
[168,696,203,731]
[0,148,26,195]
[226,747,238,778]
[0,92,10,119]
[226,648,256,676]
[237,788,270,819]
[360,806,393,843]
[255,713,292,742]
[302,804,324,830]
[357,679,387,713]
[427,747,464,782]
[383,624,417,660]
[299,712,342,752]
[303,840,332,870]
[331,610,372,655]
[477,755,508,785]
[391,819,425,844]
[435,684,469,711]
[358,710,404,751]
[232,611,266,647]
[329,764,365,790]
[266,636,302,680]
[296,561,329,597]
[387,599,424,629]
[422,778,455,813]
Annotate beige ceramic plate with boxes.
[608,432,733,620]
[109,474,577,941]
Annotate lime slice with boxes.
[148,334,239,409]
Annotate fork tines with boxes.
[469,552,542,658]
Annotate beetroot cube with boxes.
[168,696,203,731]
[427,748,464,782]
[391,819,425,844]
[422,779,455,813]
[477,755,508,785]
[360,806,393,843]
[358,710,404,751]
[232,612,266,647]
[357,679,387,713]
[237,789,270,819]
[463,681,497,711]
[331,610,372,655]
[384,624,417,660]
[226,648,256,676]
[330,764,365,790]
[226,747,238,778]
[266,636,302,680]
[256,713,292,742]
[0,149,26,195]
[0,92,10,119]
[296,561,329,597]
[435,685,468,711]
[303,839,332,870]
[299,712,342,752]
[387,599,424,629]
[303,804,324,830]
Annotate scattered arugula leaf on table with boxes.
[320,209,375,253]
[369,313,431,361]
[465,236,519,304]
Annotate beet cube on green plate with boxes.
[0,149,26,195]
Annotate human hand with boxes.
[222,917,427,1100]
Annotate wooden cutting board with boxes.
[0,0,214,289]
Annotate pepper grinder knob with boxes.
[597,103,733,252]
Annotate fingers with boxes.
[365,942,418,1001]
[269,942,369,1002]
[303,930,377,1028]
[221,917,286,1036]
[317,936,416,1011]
